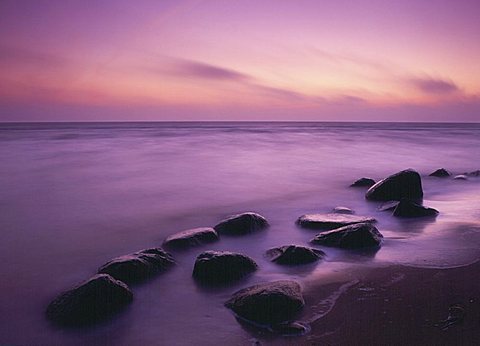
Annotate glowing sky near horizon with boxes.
[0,0,479,121]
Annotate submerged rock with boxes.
[467,170,480,177]
[272,321,310,335]
[350,177,376,187]
[98,248,174,284]
[296,213,376,230]
[365,169,423,201]
[193,251,257,284]
[311,222,383,249]
[46,274,133,326]
[378,201,399,212]
[454,175,468,180]
[214,212,269,235]
[163,227,218,250]
[393,199,439,218]
[429,168,451,177]
[332,206,355,214]
[225,280,304,325]
[266,245,325,265]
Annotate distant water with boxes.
[0,122,479,345]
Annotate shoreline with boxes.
[276,261,480,345]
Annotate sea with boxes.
[0,122,479,345]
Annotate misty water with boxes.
[0,122,479,345]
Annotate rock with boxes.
[272,321,310,335]
[214,212,269,235]
[193,251,257,284]
[393,199,439,218]
[365,169,423,201]
[225,280,304,325]
[163,227,218,250]
[98,248,174,284]
[378,201,399,211]
[296,213,376,230]
[332,206,354,214]
[266,245,325,265]
[46,274,133,325]
[311,223,383,249]
[350,177,376,187]
[429,168,451,177]
[467,170,480,177]
[454,175,468,180]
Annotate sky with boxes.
[0,0,479,122]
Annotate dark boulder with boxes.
[454,175,468,180]
[193,251,257,284]
[332,206,354,214]
[225,280,304,325]
[365,169,423,201]
[296,213,376,230]
[98,248,174,284]
[311,223,383,249]
[163,227,218,250]
[266,245,325,265]
[393,199,439,218]
[429,168,451,177]
[214,212,269,235]
[46,274,133,326]
[350,177,376,187]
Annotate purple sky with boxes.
[0,0,479,121]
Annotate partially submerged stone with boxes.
[214,212,269,235]
[311,223,383,249]
[266,245,325,265]
[393,199,439,218]
[332,206,354,214]
[350,177,376,187]
[467,170,480,177]
[296,213,376,230]
[98,248,174,284]
[225,280,304,325]
[454,174,468,180]
[378,201,399,212]
[163,227,218,250]
[429,168,451,177]
[272,321,310,336]
[193,251,257,284]
[365,169,423,201]
[46,274,133,326]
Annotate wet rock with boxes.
[332,206,354,214]
[378,201,399,212]
[225,280,304,325]
[365,169,423,201]
[98,248,174,284]
[467,170,480,177]
[193,251,257,284]
[266,245,325,265]
[393,199,439,218]
[296,213,376,230]
[272,321,310,335]
[214,212,269,235]
[350,177,376,187]
[46,274,133,326]
[429,168,451,177]
[311,223,383,249]
[454,174,468,180]
[163,227,218,250]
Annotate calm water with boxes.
[0,122,479,345]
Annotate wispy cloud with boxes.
[171,59,250,81]
[409,77,459,94]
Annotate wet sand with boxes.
[270,261,480,345]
